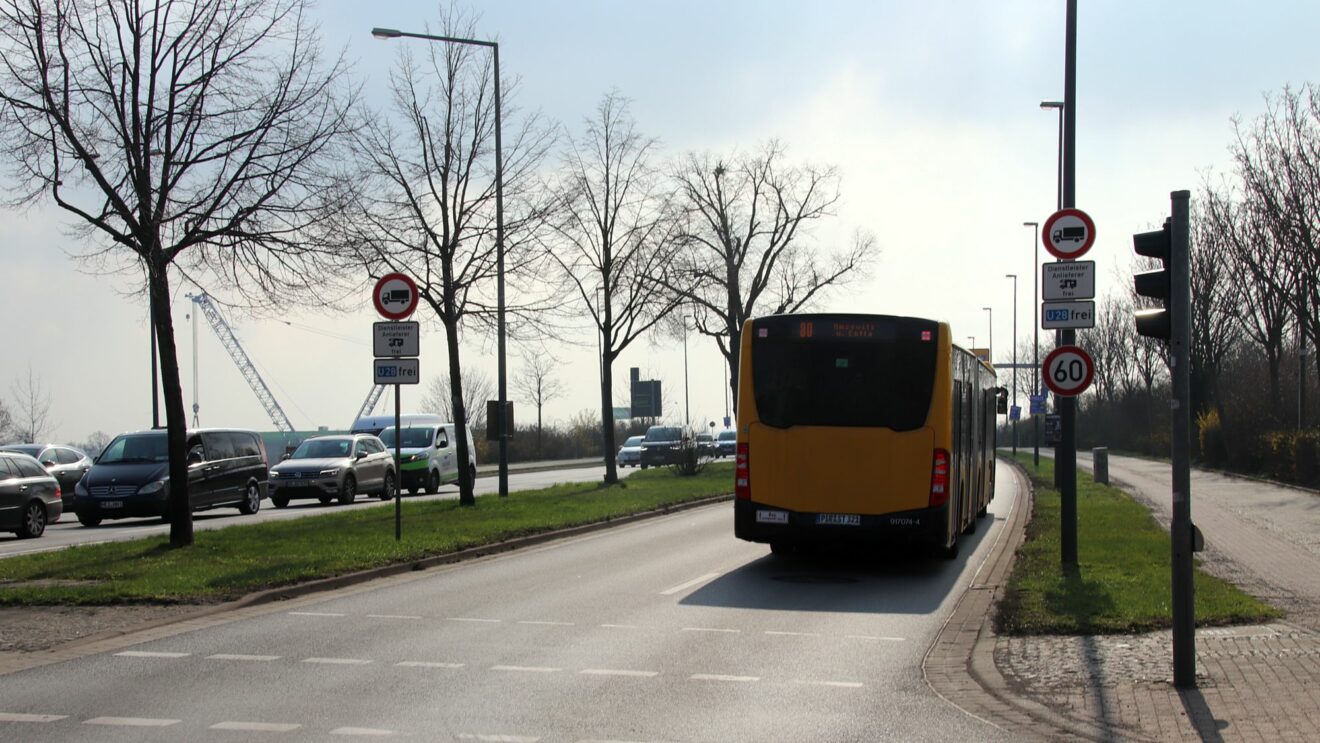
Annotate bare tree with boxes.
[335,7,555,505]
[513,348,564,459]
[0,0,354,546]
[1082,296,1132,405]
[0,396,14,443]
[1188,199,1241,417]
[9,365,52,442]
[421,366,494,431]
[666,141,876,407]
[543,91,684,484]
[74,430,113,458]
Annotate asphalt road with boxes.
[0,462,625,559]
[0,461,1021,742]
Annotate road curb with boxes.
[0,493,732,676]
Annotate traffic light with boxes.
[1133,219,1172,340]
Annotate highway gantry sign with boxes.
[1042,345,1094,397]
[1042,261,1096,300]
[373,272,419,320]
[1042,208,1097,260]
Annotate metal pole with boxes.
[683,317,690,431]
[1025,221,1040,467]
[395,382,401,541]
[1008,275,1018,455]
[151,290,160,429]
[494,45,509,498]
[983,307,993,363]
[1170,189,1195,688]
[1058,0,1078,566]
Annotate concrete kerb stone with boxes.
[0,493,732,677]
[923,456,1152,742]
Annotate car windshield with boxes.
[97,433,169,464]
[718,431,736,441]
[0,445,42,457]
[290,439,352,459]
[379,427,435,448]
[643,427,682,442]
[624,436,643,447]
[696,434,713,442]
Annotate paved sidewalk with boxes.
[927,455,1320,741]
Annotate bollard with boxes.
[1093,447,1109,485]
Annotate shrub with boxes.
[1197,409,1228,468]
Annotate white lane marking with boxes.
[682,627,740,634]
[288,611,345,617]
[303,657,373,665]
[457,735,540,742]
[580,669,659,678]
[490,665,560,673]
[765,630,820,637]
[367,614,421,620]
[447,617,502,623]
[847,635,905,642]
[330,727,395,736]
[208,654,280,661]
[600,624,642,630]
[114,651,190,658]
[211,721,302,732]
[0,712,66,722]
[659,571,721,595]
[396,661,465,669]
[794,679,865,689]
[517,620,574,626]
[85,716,181,726]
[691,673,759,682]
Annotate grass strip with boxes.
[0,464,733,606]
[996,454,1279,634]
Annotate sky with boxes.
[3,0,1317,446]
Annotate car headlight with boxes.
[138,479,166,495]
[269,469,281,479]
[319,468,340,477]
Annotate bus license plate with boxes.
[816,513,860,526]
[756,510,788,524]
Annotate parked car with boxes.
[379,421,477,495]
[268,434,395,507]
[716,429,736,457]
[617,435,644,468]
[71,428,267,527]
[0,443,91,504]
[0,451,63,538]
[694,433,718,458]
[639,425,685,468]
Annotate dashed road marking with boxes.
[84,716,180,727]
[208,654,280,661]
[114,651,190,658]
[456,735,540,742]
[447,617,502,623]
[211,721,302,732]
[517,620,574,626]
[794,679,865,689]
[660,571,721,595]
[367,614,421,620]
[303,657,372,665]
[491,665,560,673]
[691,673,759,683]
[682,627,740,634]
[396,661,465,668]
[0,712,66,722]
[330,727,395,736]
[288,611,345,617]
[765,630,819,637]
[847,635,905,642]
[600,624,642,630]
[580,669,658,678]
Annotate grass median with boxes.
[0,463,733,606]
[996,453,1279,634]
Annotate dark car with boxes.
[716,429,736,457]
[0,444,91,505]
[639,425,685,468]
[71,428,267,527]
[268,434,396,507]
[694,433,718,458]
[0,451,63,538]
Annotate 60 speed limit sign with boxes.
[1042,345,1094,397]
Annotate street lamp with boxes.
[967,336,976,352]
[982,307,992,363]
[372,26,509,498]
[1005,274,1018,455]
[1023,221,1040,467]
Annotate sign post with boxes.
[372,273,420,542]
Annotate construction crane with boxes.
[354,385,387,426]
[188,293,295,433]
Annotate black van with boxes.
[71,428,268,527]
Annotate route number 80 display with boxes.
[1041,345,1094,397]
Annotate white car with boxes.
[616,435,643,468]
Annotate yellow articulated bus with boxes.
[733,313,999,558]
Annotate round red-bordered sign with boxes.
[373,272,419,320]
[1042,345,1094,397]
[1041,208,1097,260]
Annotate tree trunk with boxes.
[444,314,475,507]
[600,353,618,485]
[150,252,193,548]
[726,324,741,415]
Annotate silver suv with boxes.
[268,434,396,507]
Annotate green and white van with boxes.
[354,415,476,495]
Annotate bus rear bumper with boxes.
[734,499,948,548]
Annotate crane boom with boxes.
[355,385,387,425]
[189,294,295,433]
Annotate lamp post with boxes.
[982,307,993,363]
[1041,101,1065,211]
[967,336,976,352]
[1023,221,1040,467]
[372,26,509,498]
[1005,274,1018,455]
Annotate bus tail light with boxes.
[929,449,950,507]
[735,443,750,500]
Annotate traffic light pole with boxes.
[1169,189,1195,688]
[1058,0,1079,566]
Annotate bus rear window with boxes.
[750,316,938,430]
